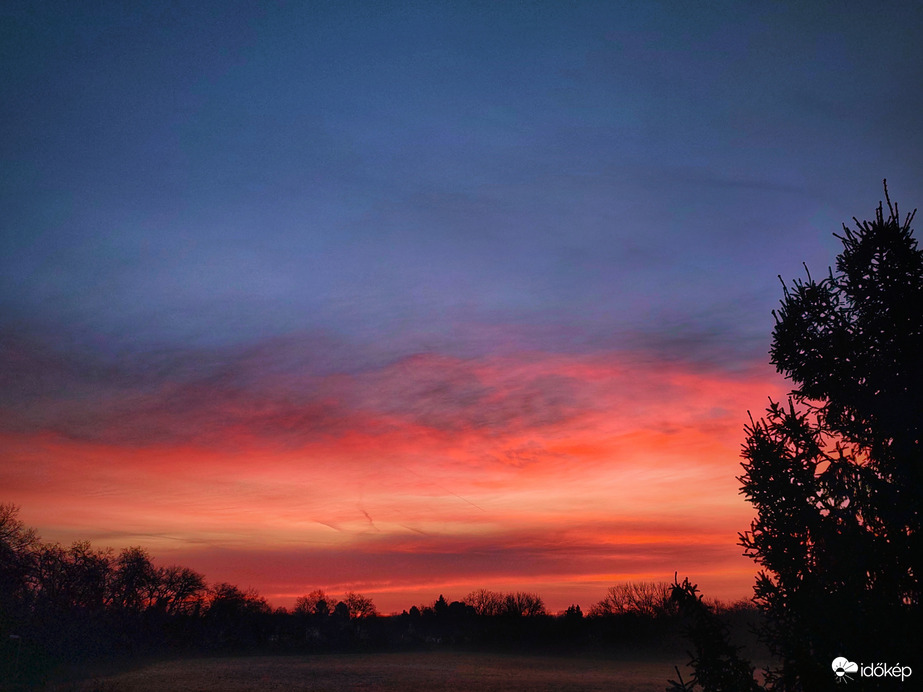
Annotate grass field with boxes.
[70,651,693,691]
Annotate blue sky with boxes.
[2,1,921,610]
[5,1,920,362]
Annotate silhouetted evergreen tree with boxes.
[737,184,921,690]
[668,577,760,692]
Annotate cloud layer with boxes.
[2,332,785,612]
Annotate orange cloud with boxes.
[2,344,787,613]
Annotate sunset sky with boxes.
[2,1,921,613]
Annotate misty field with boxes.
[72,651,691,692]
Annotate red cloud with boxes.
[2,337,787,613]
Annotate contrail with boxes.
[397,462,487,512]
[360,507,380,531]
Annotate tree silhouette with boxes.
[668,577,760,692]
[152,564,206,616]
[0,503,38,634]
[739,183,921,689]
[503,591,546,617]
[589,581,674,618]
[111,546,158,613]
[343,591,378,618]
[294,589,330,618]
[204,583,272,649]
[463,588,505,616]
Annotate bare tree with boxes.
[293,589,331,617]
[343,591,378,618]
[589,581,674,618]
[152,565,206,615]
[0,503,38,624]
[504,591,546,617]
[463,588,505,616]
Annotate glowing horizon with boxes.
[3,345,786,614]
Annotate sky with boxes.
[2,1,921,614]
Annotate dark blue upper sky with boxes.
[3,0,922,369]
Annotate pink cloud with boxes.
[2,340,788,613]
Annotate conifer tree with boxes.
[739,183,921,689]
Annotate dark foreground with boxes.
[67,651,690,692]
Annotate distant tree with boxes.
[294,589,330,617]
[32,542,78,615]
[503,591,546,617]
[63,541,113,613]
[0,504,37,556]
[343,591,378,618]
[447,599,474,619]
[589,581,674,618]
[206,583,270,617]
[204,582,272,648]
[152,565,206,616]
[433,594,449,616]
[332,601,350,620]
[463,588,505,616]
[0,504,38,630]
[562,603,583,619]
[730,184,921,690]
[110,547,158,613]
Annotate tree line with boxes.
[2,503,742,686]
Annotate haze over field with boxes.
[2,1,921,613]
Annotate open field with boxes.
[71,651,692,692]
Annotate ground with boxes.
[67,650,693,692]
